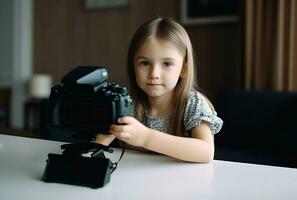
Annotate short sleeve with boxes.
[184,92,223,136]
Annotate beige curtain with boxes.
[244,0,297,91]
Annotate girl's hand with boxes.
[109,116,150,147]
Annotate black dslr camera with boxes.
[48,66,132,137]
[43,66,131,188]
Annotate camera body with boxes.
[48,66,132,136]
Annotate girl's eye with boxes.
[139,61,149,66]
[163,62,173,68]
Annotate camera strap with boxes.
[110,144,126,173]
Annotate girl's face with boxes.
[134,37,185,101]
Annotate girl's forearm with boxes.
[94,134,116,146]
[143,129,214,163]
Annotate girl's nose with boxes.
[149,65,160,79]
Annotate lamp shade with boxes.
[29,74,52,98]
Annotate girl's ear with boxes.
[180,62,187,79]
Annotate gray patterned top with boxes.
[139,91,223,137]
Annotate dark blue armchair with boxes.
[214,90,297,168]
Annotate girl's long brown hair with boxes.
[127,17,198,136]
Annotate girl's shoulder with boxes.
[186,90,216,115]
[186,91,210,109]
[184,90,223,135]
[187,90,202,99]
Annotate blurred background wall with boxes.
[34,0,242,96]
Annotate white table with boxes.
[0,134,296,200]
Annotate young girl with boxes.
[95,17,223,163]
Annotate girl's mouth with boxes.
[147,83,163,86]
[147,83,163,87]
